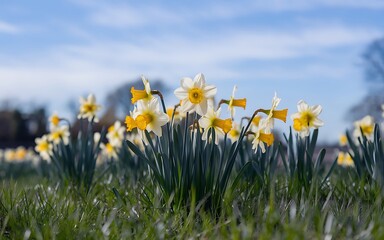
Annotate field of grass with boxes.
[1,75,384,239]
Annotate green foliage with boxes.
[50,120,105,193]
[346,124,384,188]
[279,128,337,193]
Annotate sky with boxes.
[0,0,383,143]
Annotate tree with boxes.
[347,37,384,121]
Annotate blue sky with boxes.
[0,0,383,142]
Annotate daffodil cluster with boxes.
[0,147,39,164]
[100,121,126,160]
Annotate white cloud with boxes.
[0,20,20,34]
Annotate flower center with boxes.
[136,113,153,130]
[83,103,97,113]
[300,111,315,127]
[188,88,203,104]
[37,142,49,152]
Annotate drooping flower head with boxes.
[220,85,247,119]
[353,115,374,140]
[35,135,53,161]
[291,100,323,138]
[251,119,274,153]
[78,94,101,122]
[174,73,217,116]
[125,98,169,144]
[198,107,232,145]
[131,75,154,104]
[260,93,288,132]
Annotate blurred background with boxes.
[0,0,383,147]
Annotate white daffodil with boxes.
[127,98,169,144]
[35,135,53,162]
[251,119,274,153]
[291,100,323,138]
[107,121,125,148]
[174,73,217,116]
[100,142,118,159]
[78,94,101,122]
[261,93,287,133]
[228,122,241,143]
[49,112,61,130]
[353,115,374,140]
[49,125,70,145]
[227,85,246,119]
[198,107,232,145]
[4,149,16,162]
[131,75,154,104]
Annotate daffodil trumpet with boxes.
[259,108,288,122]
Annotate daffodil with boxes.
[198,107,232,145]
[4,149,16,162]
[174,73,217,116]
[15,147,27,161]
[107,121,125,148]
[101,142,118,159]
[49,125,70,145]
[221,85,246,119]
[228,122,241,143]
[337,152,354,167]
[131,75,153,104]
[78,94,101,122]
[353,115,374,140]
[339,134,348,146]
[35,135,52,161]
[260,93,288,132]
[128,98,169,143]
[49,112,61,130]
[251,119,274,153]
[291,100,323,138]
[167,107,185,122]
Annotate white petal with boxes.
[181,77,194,89]
[297,100,308,112]
[203,85,217,98]
[311,105,322,116]
[174,87,188,100]
[197,101,208,116]
[312,118,324,127]
[199,117,211,129]
[194,73,205,88]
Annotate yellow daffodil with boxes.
[107,121,125,148]
[127,98,169,144]
[49,125,70,145]
[251,119,274,153]
[35,135,52,161]
[78,94,101,122]
[131,75,153,104]
[198,107,232,145]
[291,100,323,138]
[353,115,374,140]
[174,73,217,116]
[337,152,354,167]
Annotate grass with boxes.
[1,165,384,239]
